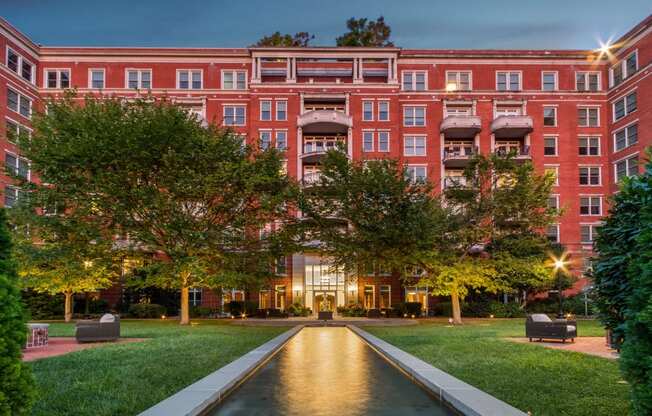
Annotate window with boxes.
[45,69,70,89]
[404,136,426,156]
[5,119,30,144]
[222,70,247,90]
[545,166,559,186]
[613,92,636,121]
[544,136,557,156]
[403,106,425,126]
[363,285,375,309]
[446,71,471,91]
[6,49,34,83]
[615,155,639,182]
[126,69,151,89]
[379,285,391,309]
[4,153,30,180]
[89,69,105,89]
[275,257,287,275]
[546,224,559,242]
[611,52,638,87]
[6,88,31,119]
[614,124,638,152]
[578,107,599,127]
[496,71,521,91]
[259,131,271,150]
[378,131,389,152]
[260,100,272,121]
[363,101,373,121]
[444,104,472,117]
[178,70,202,89]
[276,101,287,121]
[543,106,557,126]
[224,106,245,126]
[579,166,601,186]
[576,72,600,91]
[542,72,557,91]
[3,186,22,208]
[189,288,202,307]
[580,196,601,216]
[495,105,522,117]
[363,131,374,152]
[547,195,559,211]
[406,165,427,182]
[402,71,426,91]
[275,285,286,310]
[276,131,287,150]
[378,101,389,121]
[580,224,599,244]
[579,136,600,156]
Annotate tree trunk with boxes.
[180,285,190,325]
[451,291,463,324]
[64,291,73,323]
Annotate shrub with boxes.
[128,303,166,318]
[393,302,422,317]
[526,295,592,316]
[21,290,65,320]
[0,209,35,414]
[337,303,366,317]
[287,302,311,317]
[190,306,213,318]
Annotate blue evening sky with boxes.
[2,0,650,49]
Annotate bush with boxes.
[392,302,422,317]
[0,209,35,414]
[527,295,592,316]
[128,303,166,318]
[21,290,64,320]
[336,303,366,317]
[287,302,311,317]
[190,306,213,318]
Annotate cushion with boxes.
[530,313,552,322]
[567,325,576,332]
[99,314,115,323]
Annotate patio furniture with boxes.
[318,311,333,320]
[526,313,577,343]
[25,323,50,348]
[75,314,120,343]
[367,309,382,318]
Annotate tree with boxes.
[336,16,394,47]
[299,150,448,276]
[421,153,557,323]
[254,31,314,47]
[24,94,297,324]
[0,209,35,415]
[593,154,652,415]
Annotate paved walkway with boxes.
[506,337,619,360]
[22,337,148,362]
[229,317,419,327]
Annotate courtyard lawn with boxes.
[367,318,629,416]
[27,320,289,416]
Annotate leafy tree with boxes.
[0,209,35,415]
[336,16,394,47]
[254,31,314,47]
[421,153,557,323]
[593,154,652,414]
[23,94,297,324]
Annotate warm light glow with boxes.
[548,251,570,272]
[446,82,457,92]
[161,315,166,320]
[411,314,416,319]
[83,260,93,268]
[489,314,494,319]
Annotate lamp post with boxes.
[551,254,568,319]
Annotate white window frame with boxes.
[259,129,272,150]
[377,130,390,152]
[580,223,600,244]
[445,70,472,91]
[260,100,272,121]
[578,135,601,156]
[544,165,559,186]
[275,100,287,121]
[275,130,287,150]
[4,117,32,144]
[546,223,560,243]
[577,106,600,127]
[44,68,71,89]
[6,87,32,119]
[541,71,558,91]
[176,69,203,90]
[221,70,248,90]
[188,288,202,307]
[6,47,35,84]
[362,100,374,121]
[362,130,374,152]
[543,135,558,156]
[579,166,602,186]
[610,51,638,87]
[378,101,390,121]
[403,135,426,156]
[579,195,602,216]
[3,185,21,208]
[614,153,639,182]
[403,106,426,127]
[612,91,637,122]
[575,71,601,91]
[125,69,152,89]
[223,105,246,126]
[613,122,638,152]
[548,194,560,211]
[543,106,557,127]
[406,165,427,183]
[495,71,522,91]
[4,151,31,181]
[401,71,427,91]
[88,68,106,89]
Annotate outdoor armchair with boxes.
[526,313,577,343]
[75,314,121,343]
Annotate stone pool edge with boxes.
[347,325,527,416]
[138,325,304,416]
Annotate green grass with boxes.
[28,320,288,416]
[367,318,629,416]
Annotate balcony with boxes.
[302,171,322,187]
[491,115,533,139]
[443,176,470,189]
[302,135,346,163]
[298,110,352,134]
[494,144,531,162]
[440,115,481,139]
[443,144,477,168]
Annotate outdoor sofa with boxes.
[75,313,121,343]
[526,313,577,343]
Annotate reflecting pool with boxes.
[212,327,454,415]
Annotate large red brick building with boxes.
[1,15,650,314]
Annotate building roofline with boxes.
[0,17,40,54]
[613,13,652,50]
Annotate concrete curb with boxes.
[347,325,527,416]
[138,325,304,416]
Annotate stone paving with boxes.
[22,337,148,362]
[506,336,619,360]
[229,316,419,326]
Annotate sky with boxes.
[2,0,651,49]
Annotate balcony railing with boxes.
[302,171,322,186]
[443,145,477,168]
[443,176,470,189]
[494,145,531,158]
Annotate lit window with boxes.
[402,71,426,91]
[579,166,601,186]
[222,70,247,90]
[403,106,425,126]
[580,196,601,216]
[276,101,287,121]
[543,106,557,126]
[406,166,427,183]
[578,136,600,156]
[542,72,557,91]
[224,106,246,126]
[378,101,389,121]
[90,69,105,89]
[578,107,599,127]
[496,71,521,91]
[446,71,471,91]
[363,131,374,152]
[404,136,426,156]
[378,131,389,152]
[260,100,272,121]
[379,285,391,309]
[45,69,71,89]
[126,70,151,89]
[614,124,638,152]
[363,101,373,121]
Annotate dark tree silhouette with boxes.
[254,32,314,47]
[336,16,393,47]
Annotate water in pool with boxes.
[212,327,454,415]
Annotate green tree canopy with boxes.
[336,16,394,47]
[22,93,298,324]
[254,31,314,47]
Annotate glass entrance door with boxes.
[314,292,336,313]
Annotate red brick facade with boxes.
[2,15,651,313]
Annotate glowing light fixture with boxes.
[446,82,458,92]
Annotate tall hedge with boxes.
[593,156,652,415]
[0,208,35,415]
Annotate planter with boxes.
[318,311,333,320]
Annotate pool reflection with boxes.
[213,327,452,415]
